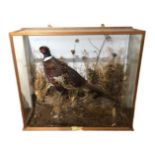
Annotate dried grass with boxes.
[30,53,129,126]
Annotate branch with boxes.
[95,39,106,68]
[88,38,100,51]
[88,37,106,68]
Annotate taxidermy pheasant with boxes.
[39,46,108,97]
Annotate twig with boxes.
[88,37,107,68]
[88,38,100,51]
[95,39,106,67]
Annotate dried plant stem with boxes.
[88,39,100,51]
[88,38,106,68]
[95,39,106,68]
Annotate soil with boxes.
[28,101,133,127]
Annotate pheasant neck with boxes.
[43,56,52,61]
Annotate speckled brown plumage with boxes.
[43,57,86,92]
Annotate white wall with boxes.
[0,0,155,155]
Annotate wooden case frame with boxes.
[9,26,145,131]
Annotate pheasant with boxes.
[39,46,109,97]
[39,46,87,94]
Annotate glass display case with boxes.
[9,27,145,130]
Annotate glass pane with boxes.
[13,34,142,127]
[13,36,33,121]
